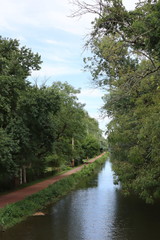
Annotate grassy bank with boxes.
[0,153,108,231]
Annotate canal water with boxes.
[1,159,160,240]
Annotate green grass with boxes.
[0,153,108,231]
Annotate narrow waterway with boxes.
[1,160,160,240]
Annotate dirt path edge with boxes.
[0,153,106,208]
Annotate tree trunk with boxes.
[23,166,27,184]
[20,168,23,184]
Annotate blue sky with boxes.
[0,0,137,134]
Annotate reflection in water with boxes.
[48,162,119,240]
[1,160,160,240]
[112,188,160,240]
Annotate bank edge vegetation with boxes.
[0,154,107,231]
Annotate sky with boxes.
[0,0,138,135]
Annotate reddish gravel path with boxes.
[0,153,105,208]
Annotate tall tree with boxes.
[49,82,86,166]
[0,37,42,180]
[0,37,60,186]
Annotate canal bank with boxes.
[0,153,107,231]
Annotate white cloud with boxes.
[46,55,68,63]
[44,39,70,47]
[122,0,138,10]
[0,0,94,35]
[32,64,81,78]
[79,88,103,98]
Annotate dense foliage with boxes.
[75,0,160,203]
[0,37,106,191]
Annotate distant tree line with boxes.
[0,37,107,191]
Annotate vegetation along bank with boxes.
[0,153,108,231]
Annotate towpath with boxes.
[0,153,105,208]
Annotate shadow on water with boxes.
[1,159,160,240]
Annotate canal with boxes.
[1,159,160,240]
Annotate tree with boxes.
[0,129,18,175]
[49,82,86,166]
[45,82,104,167]
[0,37,42,78]
[13,85,60,181]
[82,134,100,159]
[0,37,42,183]
[0,37,60,186]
